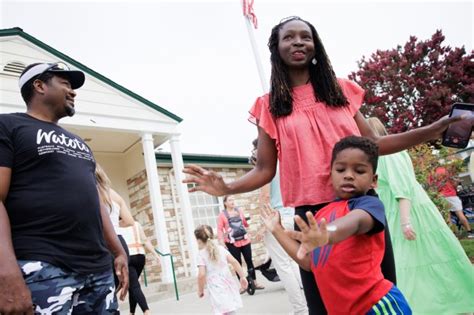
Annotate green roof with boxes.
[156,153,250,165]
[0,27,182,122]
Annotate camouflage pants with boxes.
[18,260,119,315]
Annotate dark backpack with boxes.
[224,209,247,241]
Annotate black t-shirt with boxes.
[0,113,111,274]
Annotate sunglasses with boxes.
[279,16,302,25]
[37,62,71,80]
[248,148,257,165]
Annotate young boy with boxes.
[261,136,411,315]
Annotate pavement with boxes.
[120,276,294,314]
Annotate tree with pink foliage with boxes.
[350,30,473,133]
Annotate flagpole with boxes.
[243,1,269,93]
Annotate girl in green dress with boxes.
[368,117,473,315]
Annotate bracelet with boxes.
[401,223,411,227]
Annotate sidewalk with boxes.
[120,276,293,314]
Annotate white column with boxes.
[141,132,173,283]
[169,134,198,277]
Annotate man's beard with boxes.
[65,104,75,117]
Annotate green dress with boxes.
[376,151,474,315]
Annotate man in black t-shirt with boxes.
[0,62,129,314]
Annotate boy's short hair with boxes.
[331,136,379,172]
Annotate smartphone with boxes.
[442,102,474,148]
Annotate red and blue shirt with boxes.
[311,195,393,315]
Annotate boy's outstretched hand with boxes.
[260,204,282,232]
[287,211,329,260]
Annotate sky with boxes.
[1,0,472,156]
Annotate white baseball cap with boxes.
[19,62,85,90]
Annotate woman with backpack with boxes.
[217,195,265,293]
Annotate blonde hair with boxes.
[367,117,389,137]
[194,225,219,263]
[95,163,112,210]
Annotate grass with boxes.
[458,223,474,263]
[460,239,474,263]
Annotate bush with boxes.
[408,142,465,221]
[349,30,474,134]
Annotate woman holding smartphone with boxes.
[184,16,460,314]
[441,103,474,148]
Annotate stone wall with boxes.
[126,165,267,284]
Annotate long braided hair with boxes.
[268,16,348,118]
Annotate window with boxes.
[187,183,221,230]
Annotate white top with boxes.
[118,222,146,256]
[197,245,242,314]
[109,201,120,234]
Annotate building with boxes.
[0,27,267,287]
[138,153,267,284]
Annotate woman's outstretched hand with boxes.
[286,212,329,260]
[183,164,229,196]
[427,115,466,140]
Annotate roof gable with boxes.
[0,27,182,123]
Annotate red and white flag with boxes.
[243,0,258,29]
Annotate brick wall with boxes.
[126,165,268,284]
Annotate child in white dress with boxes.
[195,225,248,315]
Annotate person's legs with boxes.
[295,205,328,315]
[72,268,118,314]
[226,242,242,265]
[240,243,256,281]
[381,221,397,284]
[264,230,307,315]
[226,242,245,283]
[128,254,149,313]
[454,210,473,232]
[128,260,139,314]
[446,196,473,235]
[18,260,83,314]
[281,214,304,288]
[448,211,454,225]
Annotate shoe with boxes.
[467,232,474,239]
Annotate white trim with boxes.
[156,162,253,169]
